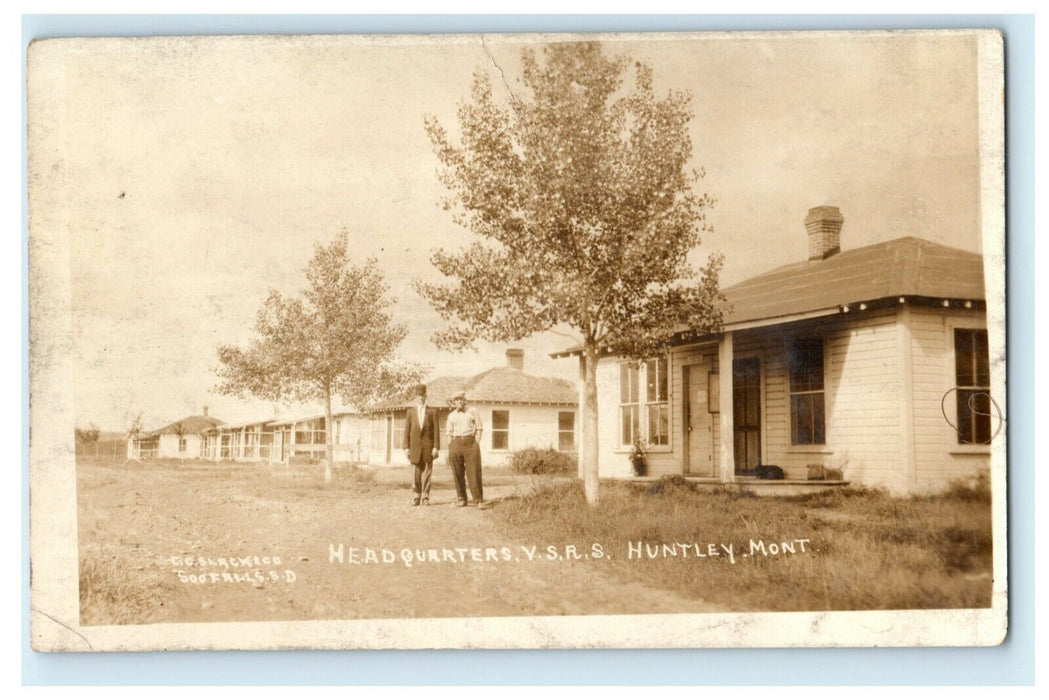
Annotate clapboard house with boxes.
[366,349,578,467]
[555,206,994,494]
[127,408,223,460]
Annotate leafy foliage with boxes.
[420,42,724,359]
[75,423,101,445]
[125,413,143,440]
[508,447,576,475]
[215,231,422,409]
[215,231,423,480]
[420,42,724,504]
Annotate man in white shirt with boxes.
[446,390,487,508]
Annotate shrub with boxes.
[508,447,576,475]
[938,472,992,503]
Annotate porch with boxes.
[623,475,851,497]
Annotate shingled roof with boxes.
[150,414,223,436]
[550,235,985,358]
[370,366,576,411]
[721,236,984,326]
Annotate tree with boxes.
[216,231,423,483]
[124,413,143,462]
[75,423,101,455]
[420,42,723,505]
[172,421,187,461]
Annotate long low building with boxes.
[199,413,357,464]
[189,349,577,468]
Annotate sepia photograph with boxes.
[27,29,1006,651]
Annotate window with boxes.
[646,358,669,446]
[391,411,406,452]
[178,436,187,453]
[492,410,510,450]
[619,364,640,446]
[295,417,326,445]
[619,358,669,447]
[789,337,825,445]
[558,411,576,451]
[955,329,991,445]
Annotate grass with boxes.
[493,475,993,612]
[78,555,180,626]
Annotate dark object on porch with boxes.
[629,439,648,477]
[807,463,826,481]
[756,464,785,480]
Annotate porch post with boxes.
[718,332,735,483]
[287,424,295,466]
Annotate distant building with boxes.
[365,349,578,468]
[554,206,994,494]
[127,407,223,460]
[200,412,347,464]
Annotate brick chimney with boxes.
[805,205,844,261]
[506,348,524,371]
[202,405,209,418]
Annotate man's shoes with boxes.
[421,498,429,506]
[476,501,491,510]
[455,500,467,507]
[411,497,420,506]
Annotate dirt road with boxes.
[77,459,713,625]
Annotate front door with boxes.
[684,362,714,476]
[733,358,761,475]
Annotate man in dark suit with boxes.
[403,383,439,506]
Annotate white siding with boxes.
[333,414,369,463]
[595,358,635,478]
[362,404,574,469]
[477,403,568,467]
[594,344,719,479]
[824,310,905,491]
[590,305,991,493]
[908,306,991,492]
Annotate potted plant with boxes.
[629,437,649,477]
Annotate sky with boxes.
[38,32,983,431]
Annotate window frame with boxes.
[491,409,510,451]
[953,328,991,445]
[617,354,673,452]
[558,410,576,451]
[946,319,992,454]
[645,357,670,447]
[788,336,827,446]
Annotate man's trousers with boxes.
[448,435,483,503]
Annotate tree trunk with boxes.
[582,345,600,506]
[324,390,335,484]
